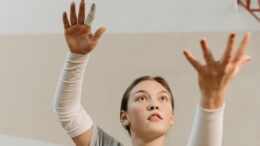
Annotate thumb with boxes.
[237,55,252,67]
[92,27,106,43]
[232,55,251,76]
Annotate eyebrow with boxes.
[133,90,146,96]
[133,90,170,96]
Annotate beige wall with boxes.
[0,32,259,146]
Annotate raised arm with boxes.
[184,33,251,146]
[54,1,105,146]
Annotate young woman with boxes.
[54,0,252,146]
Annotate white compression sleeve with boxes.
[187,104,225,146]
[54,52,93,138]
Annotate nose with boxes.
[147,100,159,110]
[149,105,159,110]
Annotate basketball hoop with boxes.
[237,0,260,22]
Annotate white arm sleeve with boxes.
[53,52,93,138]
[187,104,225,146]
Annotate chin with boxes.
[131,120,170,138]
[143,128,167,140]
[145,123,169,136]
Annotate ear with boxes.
[169,112,175,126]
[120,110,129,127]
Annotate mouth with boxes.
[148,113,163,121]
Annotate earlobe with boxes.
[170,113,175,126]
[170,119,174,126]
[123,120,129,127]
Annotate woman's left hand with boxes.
[183,32,251,109]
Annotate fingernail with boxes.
[183,50,188,55]
[231,33,235,38]
[200,39,205,44]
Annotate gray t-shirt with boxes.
[90,124,124,146]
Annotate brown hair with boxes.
[120,75,174,135]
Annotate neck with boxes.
[131,133,165,146]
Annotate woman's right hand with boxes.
[62,0,106,54]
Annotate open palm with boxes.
[62,0,105,54]
[184,33,251,108]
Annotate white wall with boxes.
[0,32,259,146]
[0,0,260,34]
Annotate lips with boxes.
[148,113,163,120]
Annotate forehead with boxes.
[130,80,168,95]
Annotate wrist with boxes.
[68,52,90,62]
[200,91,225,109]
[200,97,225,109]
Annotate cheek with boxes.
[162,103,174,120]
[129,103,147,122]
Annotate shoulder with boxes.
[90,124,125,146]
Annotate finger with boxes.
[92,27,106,43]
[62,12,70,29]
[70,2,77,25]
[85,3,95,26]
[200,38,215,66]
[237,55,252,66]
[233,32,251,63]
[233,55,252,76]
[78,0,85,24]
[183,49,203,73]
[221,33,236,65]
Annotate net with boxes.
[237,0,260,21]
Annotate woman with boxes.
[54,0,252,146]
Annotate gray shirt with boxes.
[90,124,124,146]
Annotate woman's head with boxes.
[120,76,175,139]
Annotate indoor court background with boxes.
[0,0,259,146]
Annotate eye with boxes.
[137,95,148,102]
[159,96,168,102]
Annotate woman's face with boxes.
[121,80,174,139]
